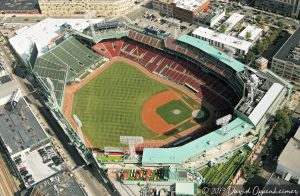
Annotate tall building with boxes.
[255,0,300,19]
[271,27,300,86]
[39,0,135,16]
[152,0,210,23]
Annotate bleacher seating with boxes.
[92,36,240,110]
[34,37,101,106]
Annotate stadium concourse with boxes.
[8,19,292,171]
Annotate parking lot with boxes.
[12,143,64,188]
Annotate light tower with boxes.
[120,136,144,160]
[216,114,232,136]
[73,114,86,146]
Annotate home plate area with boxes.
[192,109,205,119]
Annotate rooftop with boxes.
[31,172,86,196]
[274,26,300,65]
[142,117,253,164]
[9,18,103,66]
[278,129,300,176]
[0,75,18,100]
[13,143,63,187]
[238,25,263,41]
[0,0,39,11]
[263,176,300,193]
[174,0,208,11]
[248,83,284,126]
[294,126,300,141]
[0,98,48,155]
[192,26,252,52]
[223,13,244,33]
[177,34,246,72]
[0,63,8,77]
[175,182,197,195]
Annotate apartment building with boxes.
[255,0,300,19]
[39,0,135,16]
[271,27,300,85]
[152,0,210,23]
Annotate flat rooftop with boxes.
[248,83,284,126]
[174,0,207,11]
[13,143,63,187]
[32,172,86,196]
[9,18,104,66]
[263,176,300,192]
[223,13,244,32]
[0,63,9,77]
[238,25,263,41]
[0,98,48,155]
[0,75,18,100]
[192,26,252,52]
[278,131,300,176]
[274,26,300,65]
[0,0,39,11]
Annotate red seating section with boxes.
[92,38,239,111]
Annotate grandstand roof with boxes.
[9,18,103,66]
[142,117,253,165]
[33,36,101,107]
[248,83,284,126]
[177,35,246,72]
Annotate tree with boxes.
[226,6,233,14]
[255,16,262,24]
[273,109,291,140]
[277,21,284,28]
[256,41,268,54]
[245,31,252,40]
[245,51,255,64]
[220,24,227,33]
[242,161,261,181]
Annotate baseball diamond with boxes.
[71,61,208,148]
[156,99,193,125]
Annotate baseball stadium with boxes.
[9,19,292,171]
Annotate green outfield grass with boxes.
[73,62,170,148]
[72,61,208,148]
[156,99,193,125]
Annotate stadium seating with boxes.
[93,36,239,110]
